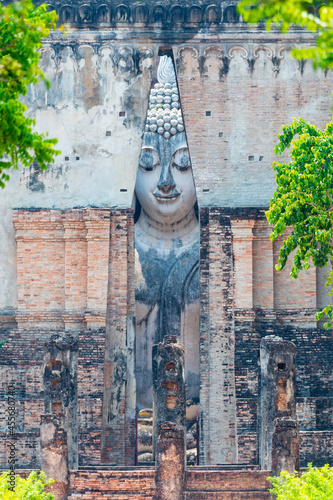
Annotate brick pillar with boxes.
[101,209,136,465]
[200,208,238,464]
[258,335,299,473]
[153,335,186,500]
[63,212,87,330]
[156,423,185,500]
[272,417,299,475]
[40,414,69,500]
[253,220,274,310]
[84,209,110,329]
[231,219,255,310]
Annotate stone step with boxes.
[68,495,155,499]
[69,468,272,499]
[77,466,154,471]
[189,464,260,471]
[184,492,272,499]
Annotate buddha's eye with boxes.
[173,148,191,172]
[139,148,159,172]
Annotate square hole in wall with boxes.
[206,111,211,116]
[52,402,62,412]
[119,111,125,117]
[65,156,69,161]
[120,189,127,192]
[277,363,286,371]
[51,360,61,371]
[203,188,210,192]
[76,156,80,161]
[248,155,254,161]
[259,155,264,161]
[219,132,223,137]
[106,131,111,136]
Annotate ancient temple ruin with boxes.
[0,1,332,498]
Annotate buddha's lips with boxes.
[153,192,180,202]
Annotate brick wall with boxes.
[67,468,272,500]
[68,469,156,499]
[12,209,110,330]
[2,206,332,470]
[175,43,333,209]
[101,209,136,466]
[77,329,105,466]
[199,208,237,464]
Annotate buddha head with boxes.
[135,56,197,226]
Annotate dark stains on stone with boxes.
[298,59,306,75]
[27,162,45,192]
[247,58,256,75]
[197,55,206,78]
[272,56,281,76]
[219,56,230,78]
[43,332,78,469]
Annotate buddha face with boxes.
[135,132,197,225]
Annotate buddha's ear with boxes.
[133,191,142,223]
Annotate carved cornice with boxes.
[41,1,242,29]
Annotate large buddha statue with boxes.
[135,56,199,409]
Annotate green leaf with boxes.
[0,0,61,188]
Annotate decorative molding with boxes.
[228,45,248,59]
[41,1,244,29]
[253,45,275,59]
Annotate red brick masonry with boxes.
[66,468,272,500]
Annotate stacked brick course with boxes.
[199,208,237,464]
[12,209,110,330]
[101,209,135,466]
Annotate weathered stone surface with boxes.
[1,0,333,482]
[272,417,300,475]
[258,335,299,472]
[101,209,135,465]
[152,337,186,456]
[155,422,185,500]
[40,414,69,500]
[199,209,238,464]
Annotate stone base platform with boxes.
[66,467,272,500]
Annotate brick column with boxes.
[253,220,274,310]
[231,219,255,310]
[200,208,238,464]
[101,209,135,465]
[258,335,299,473]
[84,209,110,329]
[156,423,185,500]
[153,335,186,500]
[62,212,87,330]
[152,335,186,457]
[40,414,69,500]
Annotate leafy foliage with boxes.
[0,470,54,499]
[268,463,333,499]
[266,118,333,327]
[0,0,60,189]
[238,0,333,70]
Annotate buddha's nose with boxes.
[157,163,176,193]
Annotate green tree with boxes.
[266,118,333,326]
[0,471,54,499]
[0,0,60,189]
[238,0,333,70]
[268,463,333,499]
[238,0,333,326]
